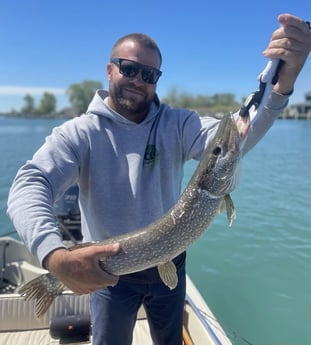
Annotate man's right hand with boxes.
[43,243,120,294]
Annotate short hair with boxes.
[110,33,162,66]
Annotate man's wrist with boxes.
[43,248,68,270]
[272,88,294,97]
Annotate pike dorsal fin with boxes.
[158,261,178,290]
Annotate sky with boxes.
[0,0,310,113]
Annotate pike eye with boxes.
[213,146,221,156]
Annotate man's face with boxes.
[107,40,161,123]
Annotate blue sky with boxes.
[0,0,310,113]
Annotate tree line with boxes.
[162,87,240,115]
[14,81,241,118]
[18,80,103,117]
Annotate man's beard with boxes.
[109,82,153,117]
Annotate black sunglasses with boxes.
[111,58,162,84]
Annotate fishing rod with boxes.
[197,306,254,345]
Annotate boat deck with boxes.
[0,292,150,345]
[0,237,232,345]
[0,278,232,345]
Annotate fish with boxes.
[18,112,249,318]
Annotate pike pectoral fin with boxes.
[158,261,178,290]
[224,194,236,226]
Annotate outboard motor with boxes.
[0,240,17,293]
[54,184,82,243]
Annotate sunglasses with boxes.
[111,58,162,84]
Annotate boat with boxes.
[0,235,233,345]
[0,186,233,345]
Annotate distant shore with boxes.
[278,111,310,120]
[1,109,310,120]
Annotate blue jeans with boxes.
[90,265,186,345]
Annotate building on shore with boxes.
[280,90,311,119]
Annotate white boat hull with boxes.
[0,236,233,345]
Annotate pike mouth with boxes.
[236,115,250,139]
[208,112,251,164]
[216,113,250,149]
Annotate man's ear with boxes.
[107,63,112,81]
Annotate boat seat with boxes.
[3,260,47,287]
[0,292,91,344]
[0,291,152,345]
[0,291,90,332]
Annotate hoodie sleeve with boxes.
[7,119,84,265]
[238,91,289,156]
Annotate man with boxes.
[7,13,311,345]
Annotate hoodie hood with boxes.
[86,89,161,127]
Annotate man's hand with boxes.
[43,243,120,294]
[263,13,311,95]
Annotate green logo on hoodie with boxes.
[143,144,159,168]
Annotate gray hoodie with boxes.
[7,90,288,266]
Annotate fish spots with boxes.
[170,202,186,224]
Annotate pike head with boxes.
[192,113,249,197]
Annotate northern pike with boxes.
[18,112,249,318]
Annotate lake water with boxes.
[0,116,310,345]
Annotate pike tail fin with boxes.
[18,273,65,318]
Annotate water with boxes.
[0,116,310,345]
